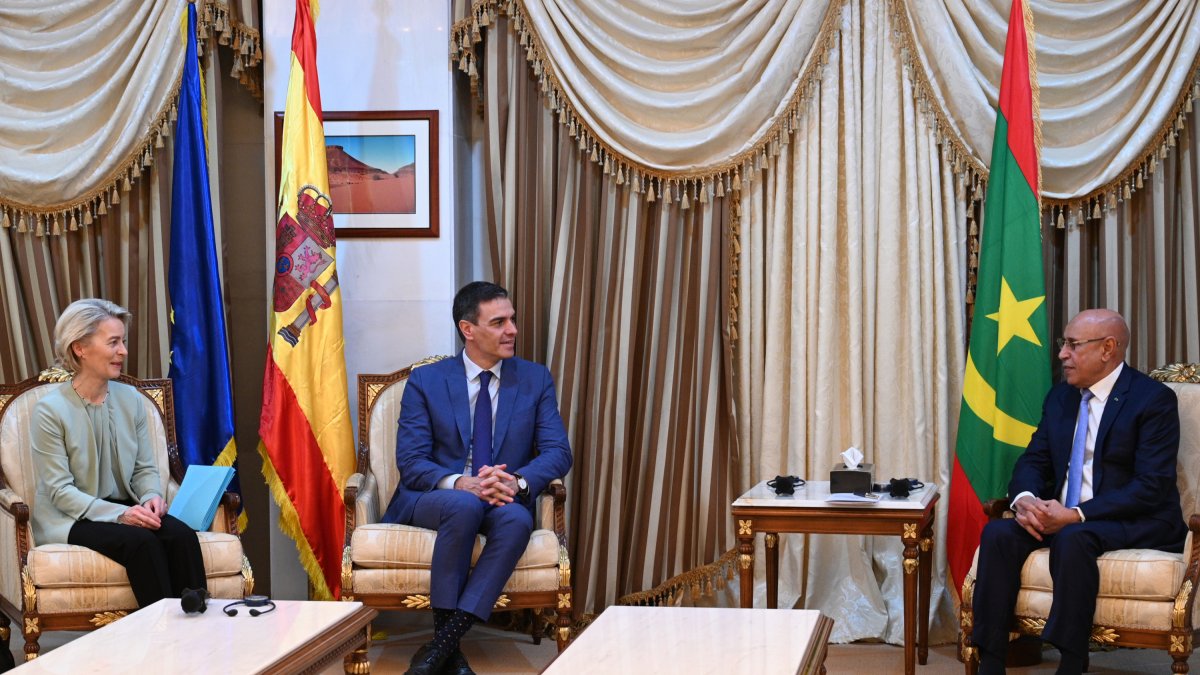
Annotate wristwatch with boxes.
[514,473,530,499]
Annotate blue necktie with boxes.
[1064,389,1094,508]
[472,370,493,476]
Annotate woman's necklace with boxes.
[71,381,109,406]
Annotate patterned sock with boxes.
[431,609,478,653]
[433,608,452,635]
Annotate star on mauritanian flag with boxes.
[985,278,1045,354]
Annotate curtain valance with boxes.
[453,0,1200,206]
[0,0,262,235]
[904,0,1200,207]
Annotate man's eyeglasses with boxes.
[1056,336,1111,351]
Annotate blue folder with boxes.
[168,465,235,531]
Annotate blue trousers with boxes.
[409,489,533,620]
[971,518,1126,660]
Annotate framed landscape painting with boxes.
[273,110,439,238]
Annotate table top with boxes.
[733,480,938,511]
[543,606,833,675]
[14,598,376,674]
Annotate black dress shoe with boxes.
[405,642,451,675]
[445,649,475,675]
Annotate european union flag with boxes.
[168,2,243,528]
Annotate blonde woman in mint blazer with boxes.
[29,299,206,607]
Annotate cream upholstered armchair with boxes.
[0,371,252,663]
[959,364,1200,673]
[341,357,573,652]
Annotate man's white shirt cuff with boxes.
[437,473,463,490]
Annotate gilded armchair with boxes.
[0,371,252,662]
[959,364,1200,673]
[340,357,573,663]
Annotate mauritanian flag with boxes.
[946,0,1052,594]
[259,0,355,600]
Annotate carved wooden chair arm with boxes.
[547,479,567,545]
[982,498,1013,519]
[217,491,241,534]
[343,472,366,545]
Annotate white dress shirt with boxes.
[436,352,501,489]
[1012,362,1124,520]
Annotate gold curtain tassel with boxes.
[0,209,8,229]
[664,183,673,202]
[603,156,611,174]
[131,162,141,179]
[969,251,978,268]
[16,212,28,233]
[716,178,725,198]
[616,165,625,185]
[699,184,708,203]
[155,132,165,149]
[1056,210,1065,229]
[681,190,690,209]
[647,182,656,202]
[1136,171,1144,189]
[123,174,132,191]
[84,205,93,226]
[1092,201,1100,219]
[1123,182,1131,200]
[966,287,975,304]
[1150,156,1157,173]
[111,187,120,205]
[68,213,78,232]
[969,221,978,237]
[36,216,46,237]
[589,145,598,163]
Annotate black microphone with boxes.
[181,588,210,614]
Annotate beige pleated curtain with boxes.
[0,0,262,382]
[456,0,1200,646]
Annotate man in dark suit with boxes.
[972,309,1186,674]
[382,281,573,675]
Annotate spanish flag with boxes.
[946,0,1052,595]
[259,0,355,600]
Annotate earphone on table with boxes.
[223,594,277,617]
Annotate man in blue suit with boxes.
[382,281,572,675]
[972,309,1186,674]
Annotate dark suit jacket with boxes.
[1009,364,1186,550]
[381,353,573,525]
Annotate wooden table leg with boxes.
[901,523,919,675]
[765,533,779,609]
[919,526,934,665]
[737,520,755,608]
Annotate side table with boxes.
[731,480,939,675]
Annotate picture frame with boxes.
[273,110,439,238]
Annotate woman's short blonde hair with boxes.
[53,299,131,372]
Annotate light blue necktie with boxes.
[471,371,493,476]
[1064,389,1094,508]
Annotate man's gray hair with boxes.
[53,298,131,372]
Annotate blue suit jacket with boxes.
[381,353,573,525]
[1008,364,1186,550]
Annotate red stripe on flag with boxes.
[946,456,990,595]
[998,0,1037,198]
[290,0,323,122]
[259,349,343,592]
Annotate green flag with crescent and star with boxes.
[946,0,1053,594]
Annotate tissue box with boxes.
[830,463,874,494]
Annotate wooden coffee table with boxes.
[732,480,939,675]
[544,606,833,674]
[13,598,376,674]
